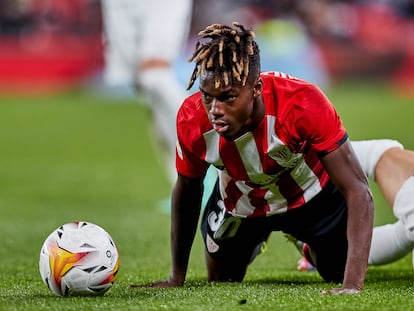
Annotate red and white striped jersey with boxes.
[176,71,347,217]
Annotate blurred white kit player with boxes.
[101,0,192,181]
[352,139,414,267]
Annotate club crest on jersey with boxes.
[206,233,219,253]
[274,148,289,159]
[269,143,301,168]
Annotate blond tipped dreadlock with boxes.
[186,22,260,91]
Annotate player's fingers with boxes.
[320,287,361,295]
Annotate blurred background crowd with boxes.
[0,0,413,97]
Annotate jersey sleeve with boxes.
[176,140,209,178]
[175,96,210,178]
[294,85,347,156]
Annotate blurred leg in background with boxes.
[100,0,193,182]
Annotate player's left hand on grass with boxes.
[320,287,361,295]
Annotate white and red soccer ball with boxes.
[39,221,120,297]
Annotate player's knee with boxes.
[308,244,347,284]
[205,252,247,282]
[314,265,343,284]
[207,266,246,283]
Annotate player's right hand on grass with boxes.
[320,287,361,295]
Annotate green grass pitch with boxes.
[0,81,413,310]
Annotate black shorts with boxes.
[201,180,348,283]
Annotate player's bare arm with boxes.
[320,140,374,294]
[149,174,204,288]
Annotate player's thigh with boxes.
[201,219,270,282]
[308,227,348,283]
[200,193,270,281]
[279,182,349,283]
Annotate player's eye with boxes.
[222,95,236,102]
[201,92,212,102]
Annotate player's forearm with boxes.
[169,208,200,284]
[169,175,203,284]
[343,191,374,290]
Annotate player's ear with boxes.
[253,78,262,98]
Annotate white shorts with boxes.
[101,0,192,87]
[350,139,404,180]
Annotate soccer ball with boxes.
[39,221,120,297]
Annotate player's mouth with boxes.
[212,121,229,134]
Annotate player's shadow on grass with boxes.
[125,268,414,298]
[186,273,326,287]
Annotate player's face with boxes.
[199,71,264,141]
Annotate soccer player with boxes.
[140,22,374,294]
[296,139,414,271]
[100,0,192,181]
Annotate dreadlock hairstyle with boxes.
[186,22,260,91]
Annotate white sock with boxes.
[393,177,414,241]
[369,220,414,265]
[369,177,414,265]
